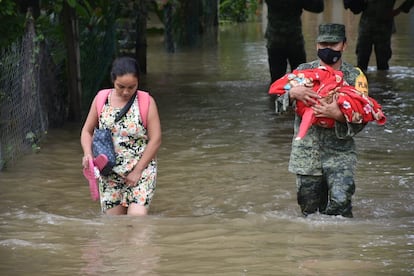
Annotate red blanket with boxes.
[269,66,386,140]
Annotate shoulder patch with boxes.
[354,67,368,96]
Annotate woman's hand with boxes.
[125,168,143,187]
[82,154,93,168]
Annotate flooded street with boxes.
[1,5,413,276]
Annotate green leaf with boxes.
[66,0,77,8]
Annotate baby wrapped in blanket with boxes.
[269,66,386,140]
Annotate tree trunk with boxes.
[164,2,175,52]
[135,0,148,74]
[63,1,82,122]
[180,0,202,47]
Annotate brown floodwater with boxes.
[0,4,413,275]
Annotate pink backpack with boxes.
[95,89,150,128]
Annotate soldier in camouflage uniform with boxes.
[264,0,324,83]
[274,24,367,217]
[344,0,414,71]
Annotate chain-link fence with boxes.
[0,16,48,170]
[0,6,118,170]
[0,1,220,170]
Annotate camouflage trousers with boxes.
[356,27,393,71]
[267,42,306,83]
[296,171,355,218]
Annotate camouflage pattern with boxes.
[264,0,324,82]
[296,173,355,217]
[265,0,324,46]
[316,24,346,43]
[355,0,414,70]
[275,60,364,114]
[276,59,365,217]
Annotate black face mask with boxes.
[317,48,342,65]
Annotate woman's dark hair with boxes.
[110,56,140,82]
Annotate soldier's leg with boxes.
[287,39,306,72]
[319,177,328,213]
[374,33,392,70]
[356,30,373,71]
[323,168,355,218]
[296,175,324,216]
[267,45,288,83]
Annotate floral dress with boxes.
[97,92,157,212]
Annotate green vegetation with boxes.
[0,0,26,48]
[219,0,260,23]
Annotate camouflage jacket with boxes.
[275,60,366,175]
[349,0,414,28]
[264,0,324,47]
[346,0,414,15]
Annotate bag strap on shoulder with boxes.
[95,89,111,118]
[95,89,150,128]
[137,90,150,128]
[114,91,137,122]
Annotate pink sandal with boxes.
[93,154,108,172]
[83,158,100,201]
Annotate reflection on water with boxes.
[1,7,413,276]
[79,218,159,275]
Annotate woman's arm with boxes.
[125,96,162,185]
[80,97,99,167]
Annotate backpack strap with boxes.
[95,89,150,128]
[95,89,112,118]
[137,90,150,129]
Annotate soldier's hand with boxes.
[289,86,320,106]
[312,100,345,122]
[392,8,401,17]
